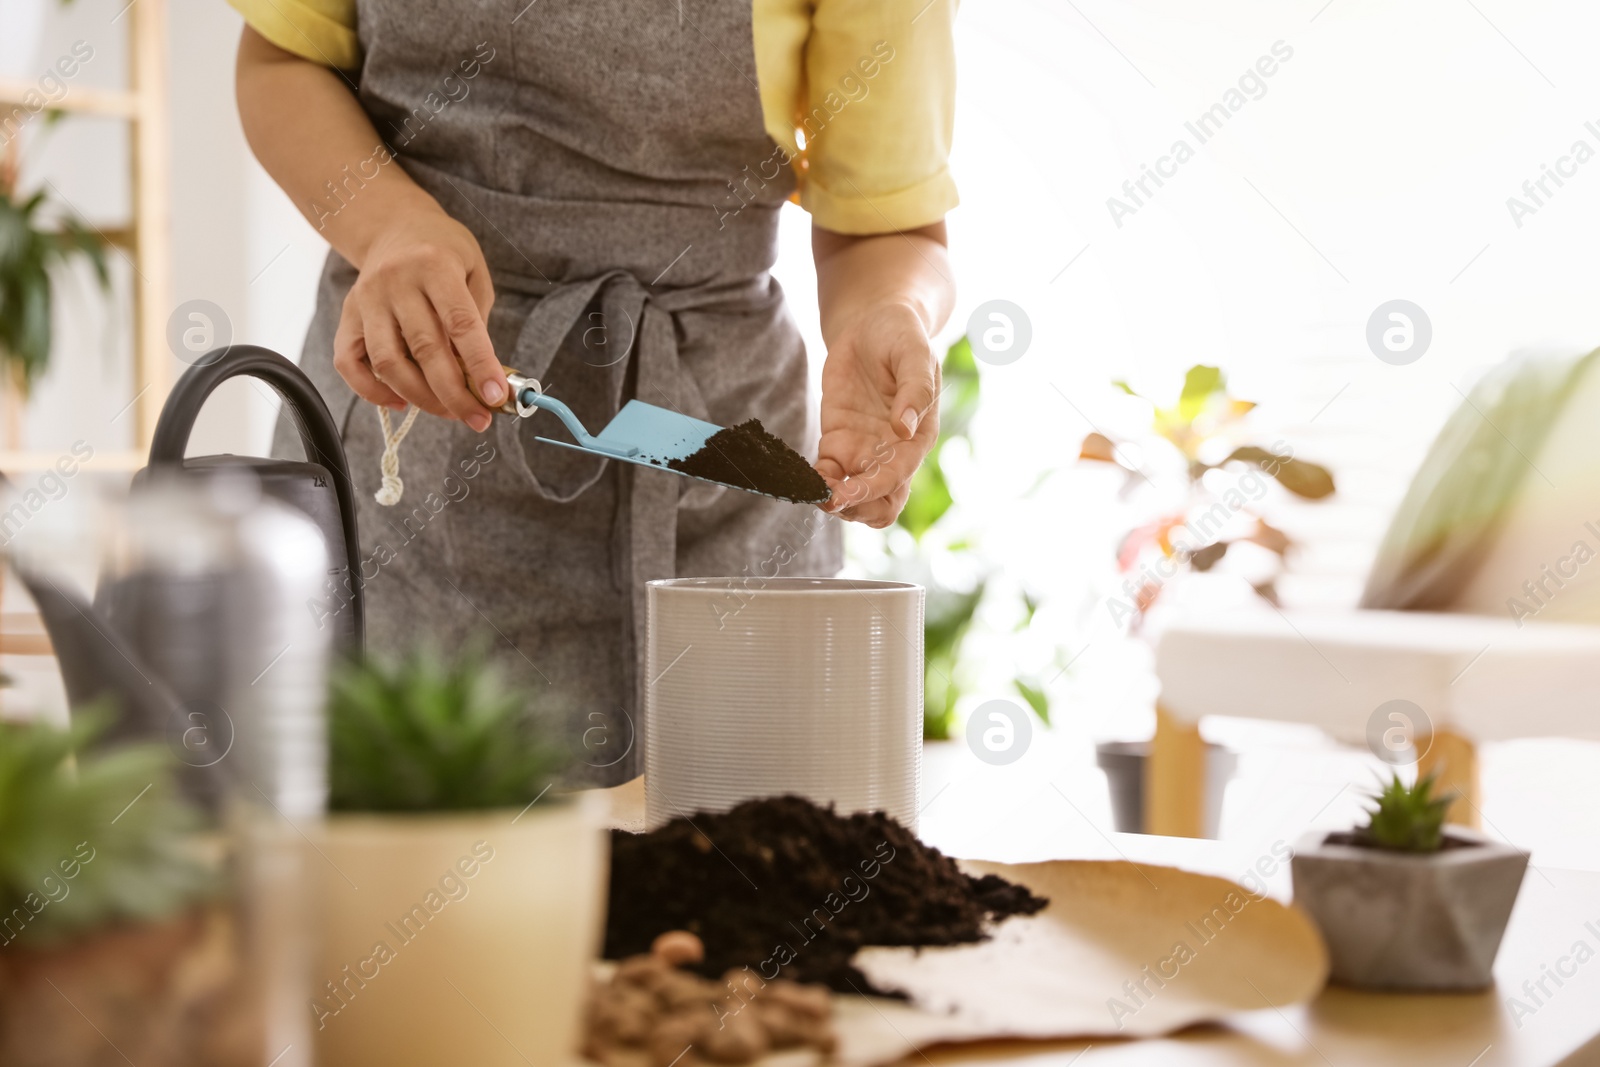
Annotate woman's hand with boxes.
[333,206,505,430]
[816,301,940,527]
[812,222,955,527]
[235,27,506,429]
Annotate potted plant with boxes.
[0,713,245,1066]
[1077,364,1335,631]
[1078,365,1335,832]
[1291,772,1528,990]
[0,164,110,401]
[314,645,608,1067]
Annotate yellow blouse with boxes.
[228,0,957,234]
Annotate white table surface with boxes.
[911,760,1600,1067]
[601,752,1600,1067]
[911,835,1600,1067]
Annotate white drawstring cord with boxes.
[373,405,422,506]
[370,377,540,506]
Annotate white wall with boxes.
[166,0,318,459]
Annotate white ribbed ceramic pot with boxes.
[645,577,924,830]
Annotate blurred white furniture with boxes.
[1153,608,1600,834]
[1151,354,1600,837]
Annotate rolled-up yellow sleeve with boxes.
[228,0,361,71]
[754,0,958,234]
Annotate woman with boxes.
[233,0,957,784]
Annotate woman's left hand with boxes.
[815,300,941,527]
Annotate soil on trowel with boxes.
[666,419,831,504]
[604,796,1048,995]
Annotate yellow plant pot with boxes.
[310,797,606,1067]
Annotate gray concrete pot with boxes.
[1094,740,1237,837]
[1290,827,1527,991]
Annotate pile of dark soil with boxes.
[603,796,1048,994]
[667,420,831,504]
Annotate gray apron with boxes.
[276,0,842,786]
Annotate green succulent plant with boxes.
[1357,772,1455,853]
[328,645,569,813]
[0,711,213,949]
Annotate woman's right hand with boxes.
[332,205,506,431]
[236,28,506,428]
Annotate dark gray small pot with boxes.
[1094,740,1237,837]
[1290,827,1528,991]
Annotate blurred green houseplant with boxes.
[0,157,110,396]
[0,713,243,1066]
[0,712,211,948]
[903,336,983,740]
[866,336,1055,739]
[1079,364,1334,629]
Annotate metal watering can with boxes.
[10,346,362,811]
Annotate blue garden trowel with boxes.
[484,368,831,505]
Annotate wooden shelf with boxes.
[0,79,140,120]
[0,615,52,657]
[46,225,135,249]
[0,635,53,656]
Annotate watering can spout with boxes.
[3,347,355,814]
[13,564,229,802]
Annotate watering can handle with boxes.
[147,345,365,648]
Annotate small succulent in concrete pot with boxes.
[313,645,609,1067]
[1291,773,1528,991]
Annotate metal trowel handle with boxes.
[470,365,639,459]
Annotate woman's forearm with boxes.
[813,223,955,342]
[237,26,505,426]
[810,221,953,525]
[235,27,439,270]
